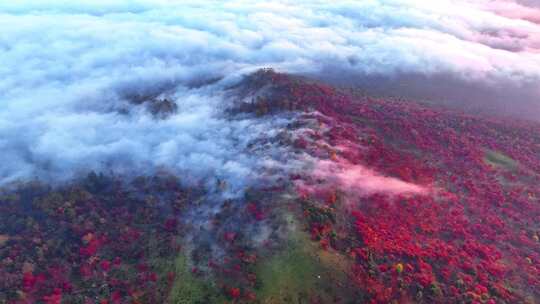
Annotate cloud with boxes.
[0,83,294,196]
[480,0,540,24]
[1,0,539,188]
[299,159,426,200]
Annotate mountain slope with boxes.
[1,69,540,303]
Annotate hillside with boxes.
[1,70,540,304]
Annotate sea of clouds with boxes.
[1,0,539,189]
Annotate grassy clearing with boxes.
[255,239,320,303]
[168,254,225,304]
[484,149,518,170]
[166,210,356,303]
[254,213,355,304]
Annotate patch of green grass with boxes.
[254,217,355,304]
[255,239,320,303]
[484,149,518,170]
[168,254,225,304]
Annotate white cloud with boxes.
[0,0,539,188]
[296,159,426,204]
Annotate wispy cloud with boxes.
[0,0,538,186]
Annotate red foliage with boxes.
[164,218,178,232]
[0,174,192,303]
[249,70,540,302]
[228,287,241,299]
[100,260,111,272]
[246,203,265,221]
[43,288,62,304]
